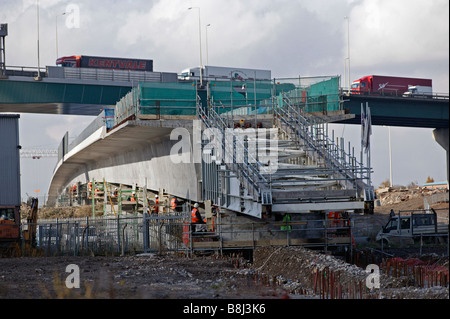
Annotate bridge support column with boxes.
[433,128,449,187]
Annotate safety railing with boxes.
[198,98,273,204]
[274,93,371,193]
[4,65,47,78]
[47,65,162,83]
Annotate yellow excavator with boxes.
[0,197,39,257]
[22,197,39,254]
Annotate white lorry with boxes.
[376,209,448,246]
[403,85,433,98]
[179,65,272,82]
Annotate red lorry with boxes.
[56,55,153,72]
[351,75,432,96]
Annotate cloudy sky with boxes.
[1,0,448,202]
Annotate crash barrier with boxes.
[24,214,352,256]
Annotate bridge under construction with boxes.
[48,75,374,219]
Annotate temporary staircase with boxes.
[199,92,374,218]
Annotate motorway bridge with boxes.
[0,66,448,130]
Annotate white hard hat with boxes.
[155,195,158,198]
[194,203,199,208]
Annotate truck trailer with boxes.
[56,55,153,72]
[0,114,21,244]
[351,75,432,96]
[403,85,433,98]
[179,65,272,82]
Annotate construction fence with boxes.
[24,213,353,257]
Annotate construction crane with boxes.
[20,149,58,159]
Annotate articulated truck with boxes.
[56,55,154,72]
[179,65,272,82]
[351,75,432,97]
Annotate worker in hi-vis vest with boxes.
[281,213,292,232]
[191,203,207,232]
[154,195,159,214]
[170,197,178,211]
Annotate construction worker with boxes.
[154,195,159,214]
[113,187,118,198]
[170,196,178,212]
[191,203,206,232]
[390,209,395,218]
[88,182,93,198]
[281,213,292,232]
[130,192,136,202]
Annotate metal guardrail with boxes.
[4,65,47,78]
[340,88,450,100]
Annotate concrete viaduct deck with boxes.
[48,118,201,207]
[339,95,449,129]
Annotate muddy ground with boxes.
[0,247,448,300]
[0,254,285,299]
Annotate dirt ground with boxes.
[0,254,286,299]
[2,187,448,300]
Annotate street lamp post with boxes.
[36,0,41,79]
[389,127,393,187]
[206,23,211,66]
[188,7,203,86]
[344,16,350,91]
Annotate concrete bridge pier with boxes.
[433,127,449,186]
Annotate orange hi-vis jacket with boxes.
[191,208,200,223]
[154,198,159,213]
[170,198,177,210]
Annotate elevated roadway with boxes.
[1,68,448,129]
[0,66,177,115]
[340,94,449,185]
[0,75,132,115]
[339,94,449,129]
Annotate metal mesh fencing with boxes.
[30,213,188,256]
[34,216,145,256]
[139,82,198,116]
[275,76,341,113]
[27,205,359,257]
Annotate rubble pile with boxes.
[376,186,448,207]
[253,246,449,299]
